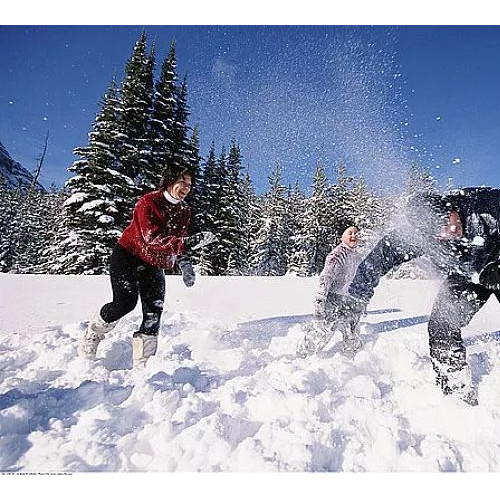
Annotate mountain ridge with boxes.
[0,140,45,191]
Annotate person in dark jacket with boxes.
[78,164,216,367]
[343,187,500,405]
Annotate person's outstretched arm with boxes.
[348,231,423,305]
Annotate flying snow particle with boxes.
[8,101,14,105]
[436,116,441,121]
[452,158,461,165]
[42,117,48,121]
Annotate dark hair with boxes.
[158,164,194,190]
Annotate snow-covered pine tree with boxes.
[306,163,335,274]
[35,185,69,274]
[194,144,219,275]
[120,31,155,198]
[169,76,191,172]
[0,177,8,270]
[0,183,41,273]
[61,77,134,274]
[151,40,177,181]
[196,141,254,276]
[406,163,437,195]
[206,147,232,275]
[284,164,334,276]
[251,162,289,276]
[328,160,357,242]
[285,181,310,276]
[239,169,260,275]
[223,140,247,275]
[346,176,391,257]
[11,187,47,273]
[350,177,385,232]
[185,125,203,234]
[0,178,18,272]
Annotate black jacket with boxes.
[447,187,500,273]
[348,187,500,303]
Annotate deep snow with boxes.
[1,273,500,472]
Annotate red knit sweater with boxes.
[118,190,191,269]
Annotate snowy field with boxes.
[1,273,500,473]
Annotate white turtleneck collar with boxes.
[163,190,181,205]
[340,242,355,251]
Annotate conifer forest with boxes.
[0,32,436,277]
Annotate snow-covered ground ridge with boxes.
[1,274,500,474]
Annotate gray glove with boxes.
[314,296,327,319]
[341,294,367,315]
[177,255,195,287]
[184,231,217,252]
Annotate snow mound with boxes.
[1,275,500,472]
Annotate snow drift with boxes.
[1,274,500,472]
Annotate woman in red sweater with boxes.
[79,165,215,367]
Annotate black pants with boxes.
[347,231,498,380]
[100,244,166,336]
[428,278,500,374]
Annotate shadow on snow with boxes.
[0,381,132,471]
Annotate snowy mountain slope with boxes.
[1,274,500,472]
[0,140,44,190]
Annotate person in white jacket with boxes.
[297,225,364,358]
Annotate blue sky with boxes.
[1,25,500,194]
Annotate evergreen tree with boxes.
[0,185,32,273]
[36,186,69,274]
[308,163,334,273]
[186,125,203,234]
[329,161,357,242]
[208,147,232,274]
[285,164,333,276]
[350,176,385,233]
[170,75,191,171]
[194,142,256,276]
[0,179,19,272]
[251,163,288,276]
[0,177,8,270]
[239,169,260,275]
[286,181,310,276]
[4,33,204,276]
[151,41,177,178]
[12,188,44,272]
[406,163,437,195]
[222,141,247,275]
[195,144,219,275]
[61,78,134,274]
[120,31,155,195]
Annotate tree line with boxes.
[0,32,438,277]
